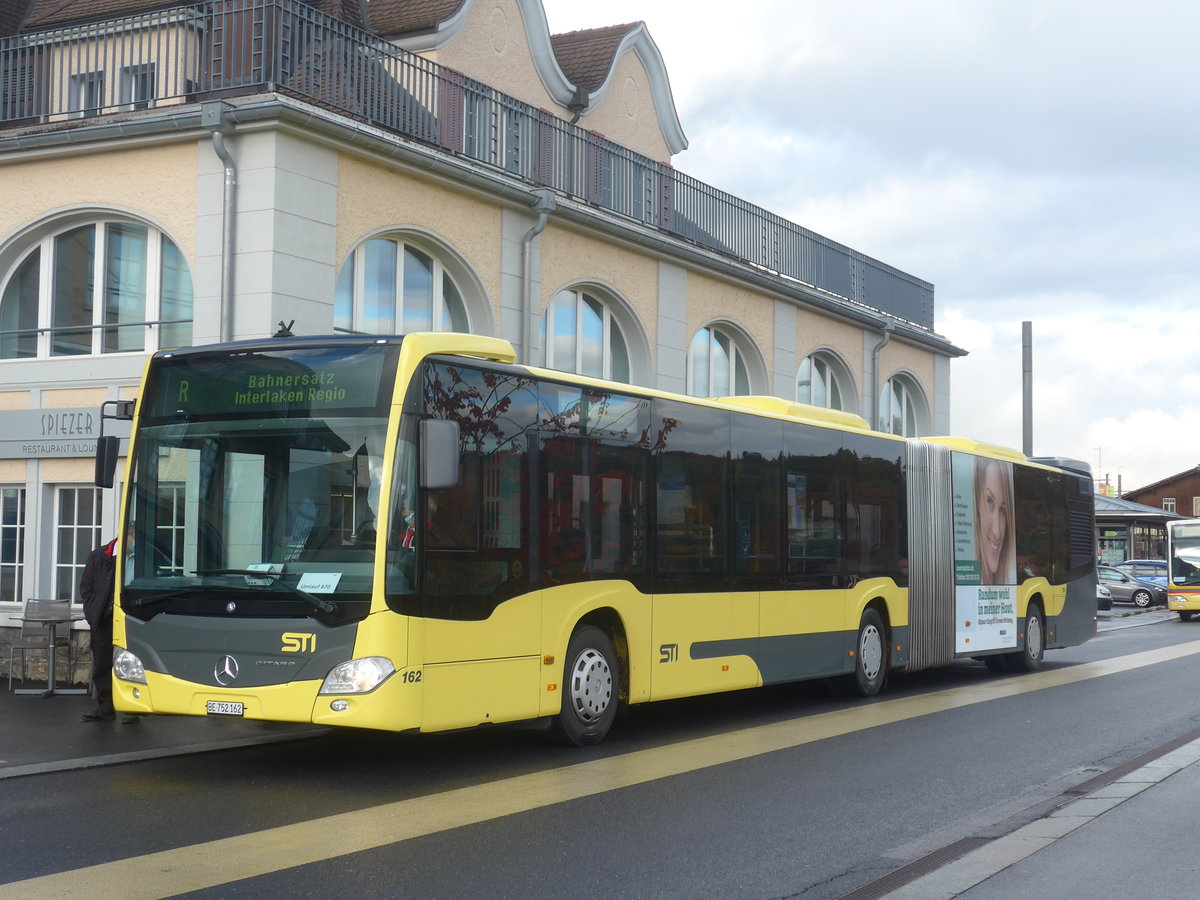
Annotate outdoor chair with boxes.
[7,599,79,690]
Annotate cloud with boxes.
[943,305,1200,490]
[541,0,1200,489]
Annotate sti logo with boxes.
[281,632,316,653]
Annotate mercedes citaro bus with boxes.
[95,332,1096,745]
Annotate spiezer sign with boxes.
[0,408,120,459]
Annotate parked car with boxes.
[1097,581,1113,611]
[1113,559,1169,587]
[1099,564,1167,608]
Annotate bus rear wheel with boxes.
[1008,605,1044,672]
[551,625,619,746]
[837,608,887,697]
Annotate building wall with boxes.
[424,0,673,163]
[0,143,197,258]
[572,49,673,163]
[430,0,559,123]
[1126,473,1200,517]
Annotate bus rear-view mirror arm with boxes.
[95,399,136,488]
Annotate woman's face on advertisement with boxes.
[978,462,1008,575]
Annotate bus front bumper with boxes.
[112,665,423,732]
[1168,592,1200,613]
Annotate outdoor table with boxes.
[14,614,87,697]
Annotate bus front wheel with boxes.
[1180,611,1194,622]
[838,608,887,697]
[551,625,619,746]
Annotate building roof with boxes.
[19,0,367,30]
[22,0,165,29]
[1125,465,1200,499]
[306,0,365,30]
[0,0,31,35]
[1094,493,1181,519]
[368,0,465,37]
[550,23,640,93]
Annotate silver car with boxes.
[1098,564,1166,608]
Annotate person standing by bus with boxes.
[80,537,117,722]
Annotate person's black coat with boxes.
[80,539,117,629]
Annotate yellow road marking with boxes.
[6,640,1200,899]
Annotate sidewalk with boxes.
[883,732,1200,898]
[0,680,325,779]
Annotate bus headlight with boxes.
[319,657,396,694]
[113,647,147,684]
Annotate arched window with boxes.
[541,288,630,382]
[334,238,469,335]
[796,352,851,410]
[688,325,750,397]
[0,221,192,359]
[879,375,928,437]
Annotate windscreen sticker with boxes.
[298,573,342,594]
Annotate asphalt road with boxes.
[3,608,1197,899]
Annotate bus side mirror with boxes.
[95,435,121,488]
[420,419,460,490]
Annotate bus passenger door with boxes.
[650,400,760,700]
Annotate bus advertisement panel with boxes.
[952,452,1018,653]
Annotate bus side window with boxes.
[653,400,730,581]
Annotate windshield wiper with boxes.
[128,583,256,610]
[193,569,339,614]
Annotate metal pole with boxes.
[1022,321,1033,457]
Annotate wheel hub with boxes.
[569,648,612,722]
[860,624,883,679]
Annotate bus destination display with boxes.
[146,346,393,419]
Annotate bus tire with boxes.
[1180,611,1194,622]
[838,608,887,697]
[551,625,619,747]
[1008,604,1045,672]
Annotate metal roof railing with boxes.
[0,0,934,328]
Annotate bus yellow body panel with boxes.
[650,590,762,700]
[1168,588,1200,614]
[418,594,544,664]
[418,656,543,732]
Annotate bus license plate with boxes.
[206,700,244,717]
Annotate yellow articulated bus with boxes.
[96,332,1096,745]
[1167,519,1200,621]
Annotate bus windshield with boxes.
[1170,523,1200,586]
[121,341,401,619]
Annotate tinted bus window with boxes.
[1014,466,1055,582]
[538,434,650,588]
[842,433,906,582]
[732,412,783,582]
[784,422,842,586]
[654,399,730,583]
[421,363,538,619]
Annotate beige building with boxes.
[0,0,963,640]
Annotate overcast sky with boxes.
[541,0,1200,494]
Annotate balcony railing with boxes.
[0,0,934,328]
